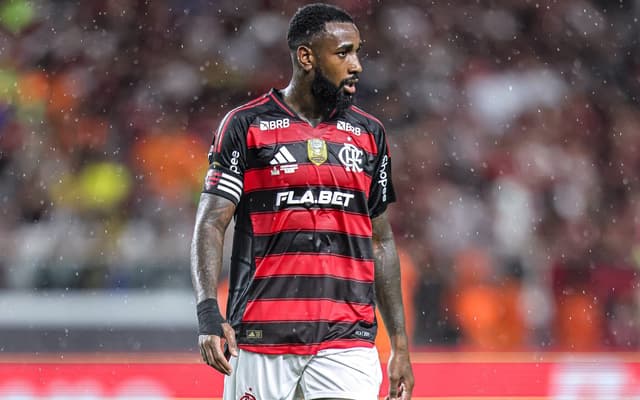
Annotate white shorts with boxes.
[222,347,382,400]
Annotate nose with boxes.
[349,54,362,74]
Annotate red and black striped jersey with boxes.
[202,89,396,355]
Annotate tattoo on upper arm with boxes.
[190,194,236,303]
[194,194,236,233]
[372,212,394,247]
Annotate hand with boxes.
[198,322,238,375]
[385,348,414,400]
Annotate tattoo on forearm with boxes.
[190,194,236,303]
[372,212,407,338]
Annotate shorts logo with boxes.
[239,391,256,400]
[337,120,361,136]
[307,138,327,166]
[338,143,364,172]
[260,118,290,131]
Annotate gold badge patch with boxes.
[307,138,327,166]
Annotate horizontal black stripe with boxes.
[236,320,377,346]
[226,228,255,324]
[248,276,374,304]
[253,230,374,259]
[245,187,368,214]
[246,141,375,173]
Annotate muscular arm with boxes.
[372,211,406,341]
[372,211,414,399]
[191,193,236,302]
[190,192,238,375]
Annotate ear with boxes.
[296,45,314,72]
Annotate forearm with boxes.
[190,194,235,303]
[372,213,409,350]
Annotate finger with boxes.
[223,323,239,357]
[199,347,209,364]
[200,335,227,374]
[405,379,414,400]
[203,343,220,371]
[405,369,415,399]
[211,342,233,375]
[398,383,407,400]
[202,333,232,374]
[387,378,399,400]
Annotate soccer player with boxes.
[190,3,414,399]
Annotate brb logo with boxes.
[337,120,361,136]
[260,118,290,131]
[338,143,363,172]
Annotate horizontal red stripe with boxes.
[0,363,225,397]
[254,254,374,281]
[244,164,371,193]
[242,299,374,323]
[15,354,640,396]
[246,124,378,154]
[404,362,551,397]
[239,339,374,355]
[250,209,372,236]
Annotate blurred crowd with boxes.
[1,0,640,352]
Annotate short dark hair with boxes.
[287,3,354,51]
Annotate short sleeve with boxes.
[202,111,248,205]
[367,124,396,218]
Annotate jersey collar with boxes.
[269,88,340,124]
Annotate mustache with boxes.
[339,75,359,88]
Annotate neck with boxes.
[281,78,332,127]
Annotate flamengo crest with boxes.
[338,143,363,172]
[239,390,257,400]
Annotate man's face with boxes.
[310,22,363,112]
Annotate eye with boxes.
[337,51,347,58]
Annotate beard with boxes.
[311,67,356,115]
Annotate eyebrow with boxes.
[336,41,363,52]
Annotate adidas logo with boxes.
[270,146,298,175]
